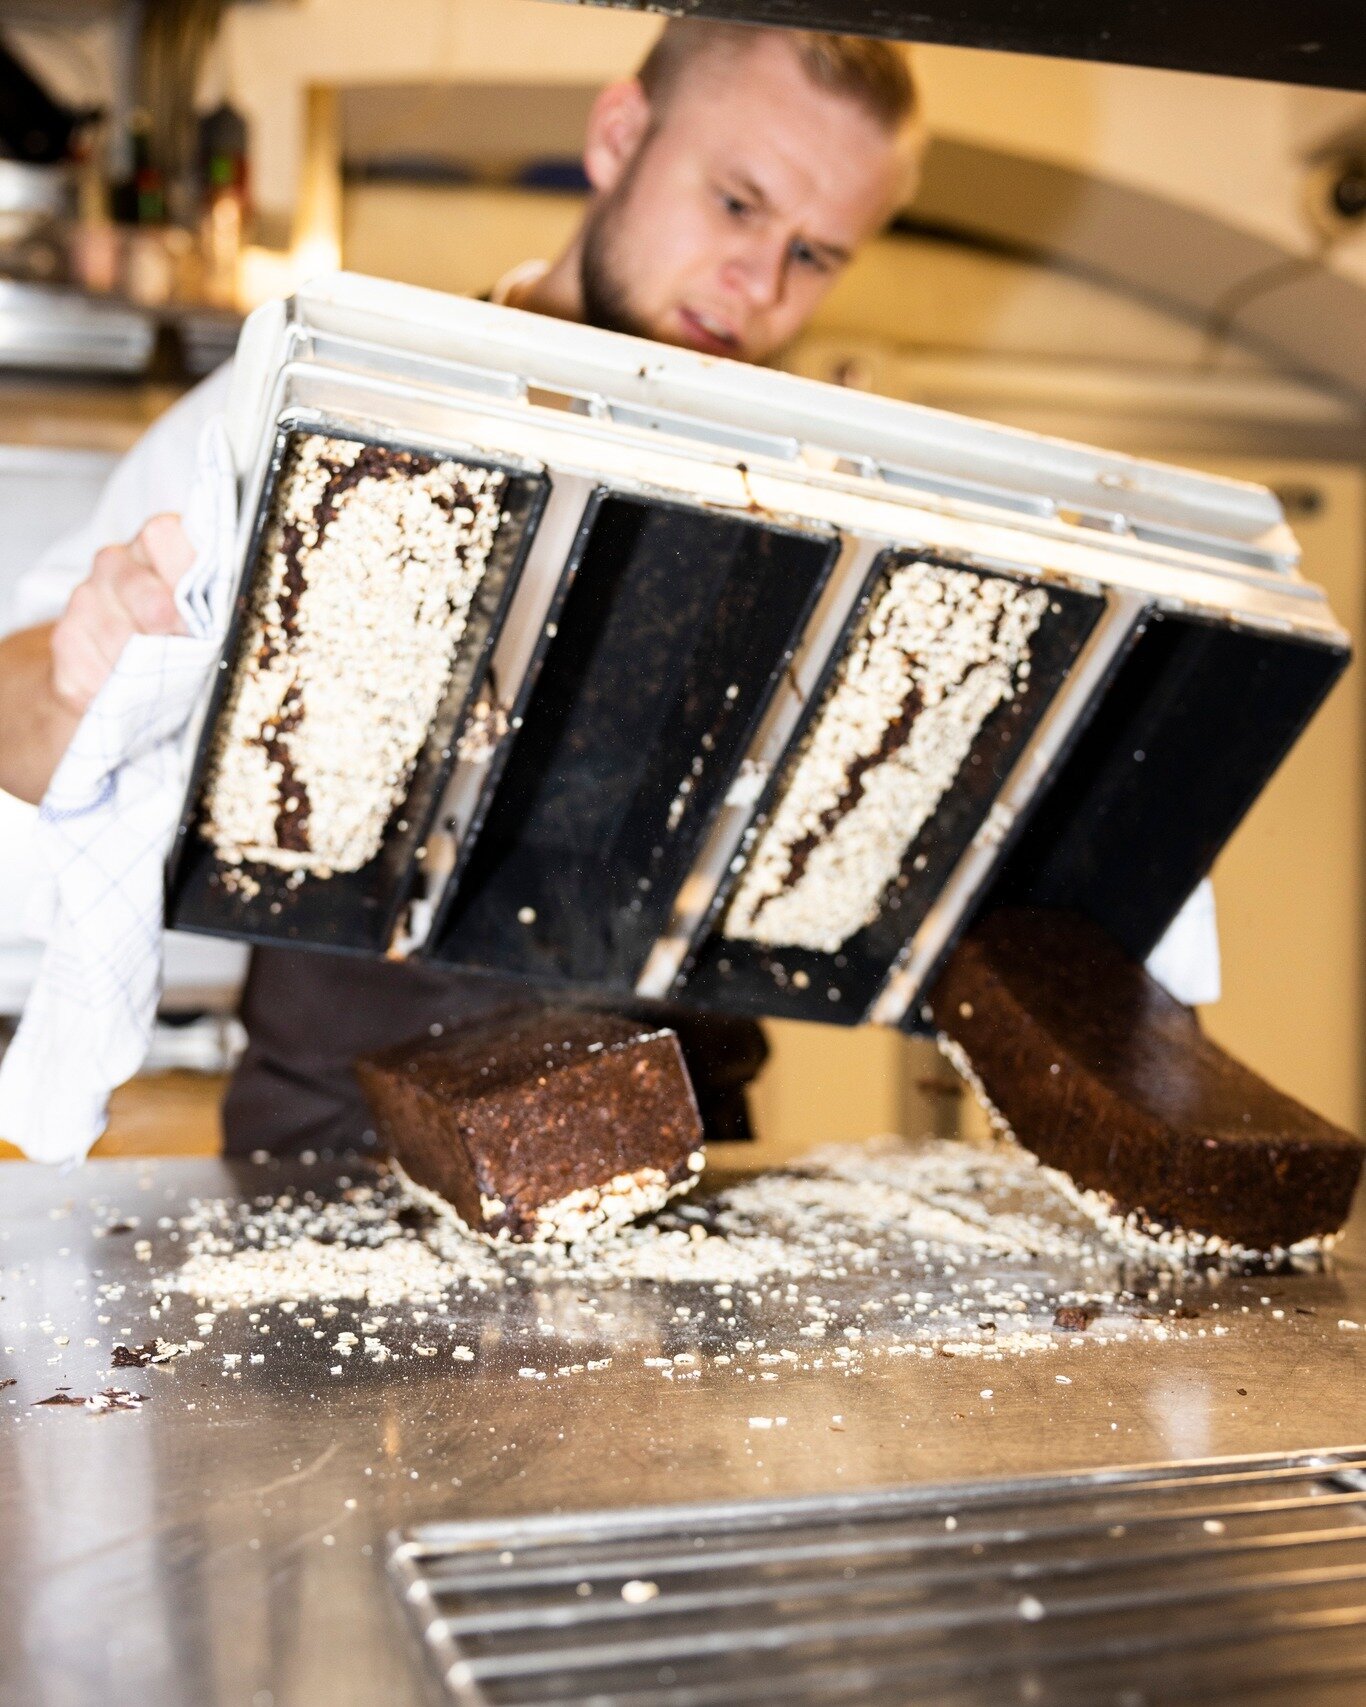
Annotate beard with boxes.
[579,162,654,341]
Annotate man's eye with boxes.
[791,240,831,274]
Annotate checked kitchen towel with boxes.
[0,417,238,1164]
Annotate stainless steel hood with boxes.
[553,1,1366,93]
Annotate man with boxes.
[0,23,924,1154]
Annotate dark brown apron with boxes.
[221,946,766,1157]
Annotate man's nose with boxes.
[722,234,787,310]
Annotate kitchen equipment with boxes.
[168,421,549,958]
[0,278,155,373]
[556,1,1366,92]
[390,1446,1366,1705]
[0,37,91,166]
[165,274,1348,1043]
[0,158,73,244]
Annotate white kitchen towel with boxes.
[0,416,238,1164]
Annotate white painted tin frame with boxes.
[200,274,1348,1023]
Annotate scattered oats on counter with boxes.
[140,1136,1281,1391]
[165,1179,503,1310]
[110,1337,200,1368]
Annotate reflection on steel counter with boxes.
[4,1153,1366,1706]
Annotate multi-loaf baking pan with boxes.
[164,274,1350,1029]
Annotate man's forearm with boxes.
[0,624,77,805]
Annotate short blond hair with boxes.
[637,20,918,135]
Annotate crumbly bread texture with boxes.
[724,560,1048,954]
[931,907,1366,1250]
[201,433,506,875]
[356,1008,706,1244]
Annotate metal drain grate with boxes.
[389,1446,1366,1706]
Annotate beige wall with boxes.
[218,0,656,223]
[745,1022,906,1167]
[740,1025,957,1168]
[343,184,582,298]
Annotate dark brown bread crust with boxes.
[929,908,1365,1249]
[630,1007,769,1144]
[355,1007,703,1240]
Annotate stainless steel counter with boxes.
[2,1155,1364,1706]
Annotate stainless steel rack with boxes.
[390,1445,1366,1705]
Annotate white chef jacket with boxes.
[6,336,1221,1007]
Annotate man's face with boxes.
[580,37,910,365]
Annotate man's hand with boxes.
[49,513,195,715]
[0,513,195,805]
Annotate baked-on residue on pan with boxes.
[723,560,1049,954]
[201,433,506,875]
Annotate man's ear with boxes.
[582,78,653,196]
